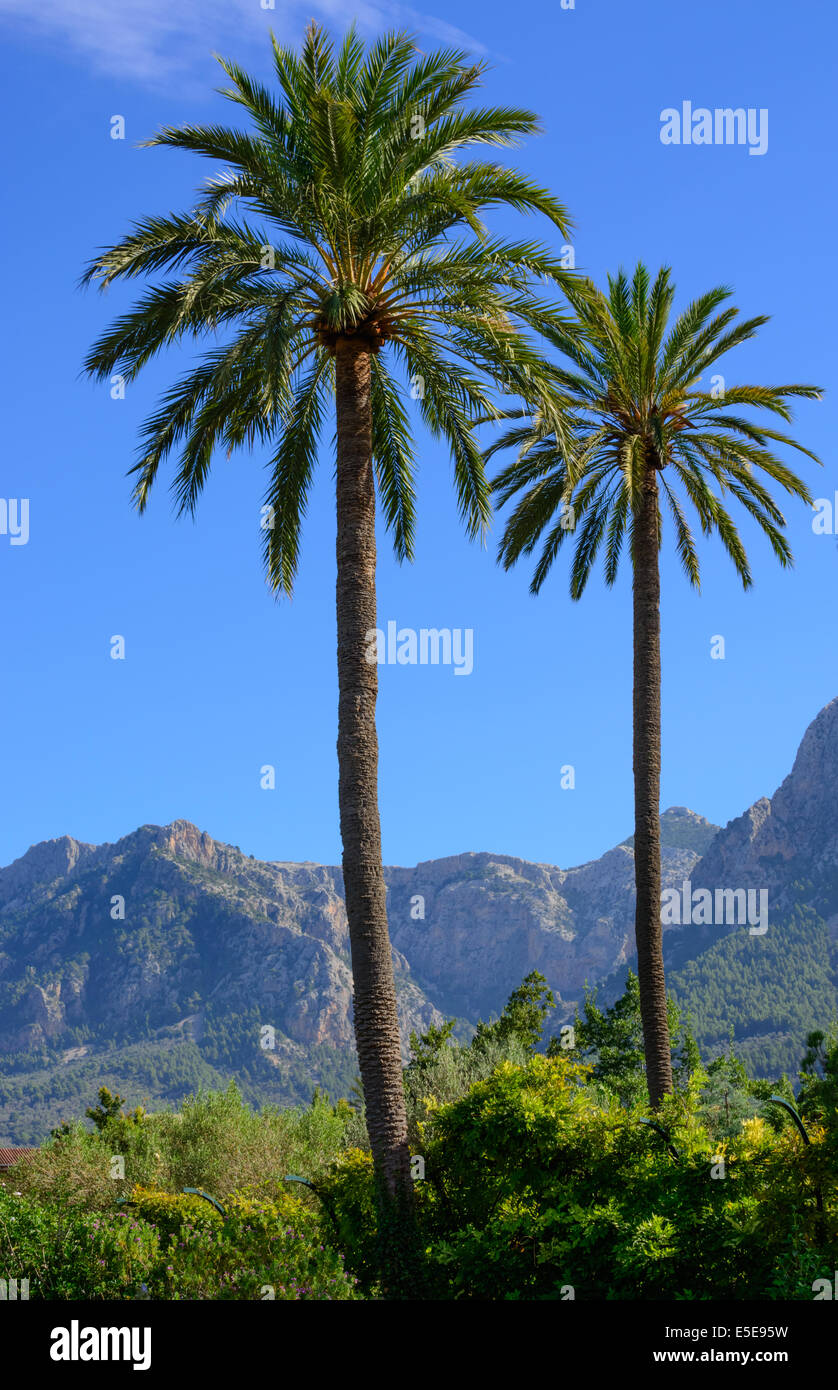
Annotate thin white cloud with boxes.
[0,0,487,86]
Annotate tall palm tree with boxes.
[489,264,821,1106]
[81,24,574,1278]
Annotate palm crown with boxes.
[81,24,575,588]
[490,263,822,595]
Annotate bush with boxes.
[0,1181,357,1300]
[319,1148,380,1292]
[126,1186,222,1239]
[11,1082,354,1212]
[402,971,553,1150]
[7,976,838,1301]
[130,1186,358,1300]
[323,1052,838,1300]
[7,1123,119,1211]
[0,1185,159,1299]
[415,1054,838,1299]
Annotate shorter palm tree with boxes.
[489,264,822,1105]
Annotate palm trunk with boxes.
[334,339,417,1288]
[632,470,673,1107]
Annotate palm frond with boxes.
[487,261,821,598]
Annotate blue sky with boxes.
[1,0,835,874]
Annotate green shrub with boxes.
[133,1187,358,1300]
[0,1181,357,1300]
[0,1186,158,1299]
[412,1054,838,1299]
[319,1148,380,1292]
[323,1051,838,1300]
[7,975,838,1302]
[127,1186,222,1239]
[8,1123,119,1211]
[11,1083,355,1211]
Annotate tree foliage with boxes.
[489,262,821,598]
[82,24,577,589]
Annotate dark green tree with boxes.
[555,970,699,1105]
[85,1086,127,1132]
[472,970,555,1054]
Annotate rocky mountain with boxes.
[385,806,717,1023]
[0,808,716,1143]
[3,696,838,1144]
[657,698,838,1075]
[685,695,838,925]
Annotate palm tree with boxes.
[81,24,573,1278]
[489,264,821,1106]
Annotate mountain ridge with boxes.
[0,808,717,1142]
[2,696,837,1143]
